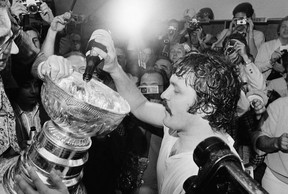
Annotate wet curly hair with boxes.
[173,51,241,133]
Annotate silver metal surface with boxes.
[4,72,130,194]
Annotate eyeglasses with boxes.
[0,31,15,55]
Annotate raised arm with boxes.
[89,30,165,127]
[41,12,71,57]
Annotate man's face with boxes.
[161,74,198,131]
[140,72,164,103]
[66,54,86,73]
[26,30,40,49]
[170,45,185,63]
[155,59,172,78]
[0,7,16,71]
[279,20,288,39]
[19,79,41,107]
[71,34,81,51]
[233,12,248,33]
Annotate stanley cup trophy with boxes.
[3,65,130,194]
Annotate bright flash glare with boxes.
[112,0,152,36]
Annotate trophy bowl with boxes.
[41,71,130,138]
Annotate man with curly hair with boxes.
[16,29,244,194]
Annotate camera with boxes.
[188,18,201,32]
[22,0,42,14]
[236,18,247,25]
[280,45,288,52]
[224,39,236,55]
[168,26,177,35]
[139,85,159,94]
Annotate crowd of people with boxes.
[0,0,288,194]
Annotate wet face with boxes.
[160,74,197,131]
[279,20,288,39]
[155,58,172,78]
[66,54,86,73]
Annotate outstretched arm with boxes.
[90,30,165,127]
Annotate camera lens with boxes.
[28,4,39,14]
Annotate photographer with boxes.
[255,16,288,98]
[9,0,54,25]
[213,2,265,58]
[179,17,216,52]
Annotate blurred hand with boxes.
[246,18,254,33]
[15,167,69,194]
[10,1,27,19]
[88,30,118,74]
[228,18,238,34]
[271,47,282,64]
[251,98,265,119]
[233,39,247,58]
[272,61,285,73]
[276,133,288,152]
[40,2,54,24]
[195,27,203,41]
[50,12,71,32]
[40,55,73,81]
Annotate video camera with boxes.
[183,137,268,194]
[22,0,42,14]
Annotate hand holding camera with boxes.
[10,0,28,20]
[270,46,288,64]
[21,0,42,15]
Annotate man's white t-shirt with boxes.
[157,126,239,194]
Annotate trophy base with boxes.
[3,162,87,194]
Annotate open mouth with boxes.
[162,100,172,116]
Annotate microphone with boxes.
[83,30,109,82]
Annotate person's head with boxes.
[139,68,169,103]
[115,46,127,70]
[223,33,249,64]
[169,43,185,64]
[65,51,86,73]
[277,16,288,40]
[232,2,254,19]
[9,70,41,110]
[197,7,214,21]
[161,52,241,134]
[0,1,18,70]
[232,2,254,34]
[154,57,173,78]
[167,19,179,32]
[70,33,82,52]
[23,26,41,49]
